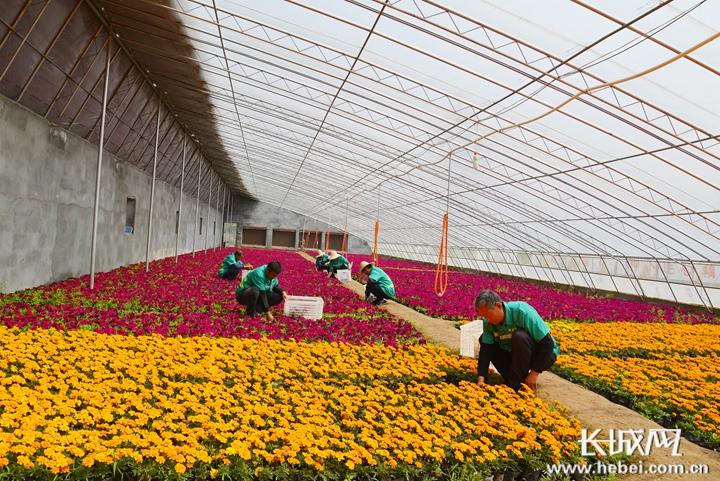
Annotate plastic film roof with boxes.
[86,0,720,261]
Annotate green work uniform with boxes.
[218,253,242,277]
[369,266,395,298]
[235,265,279,298]
[480,301,559,356]
[328,255,350,271]
[315,254,329,269]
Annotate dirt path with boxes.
[297,251,720,480]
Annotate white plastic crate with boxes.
[335,269,352,282]
[460,320,485,358]
[283,295,324,320]
[459,320,496,372]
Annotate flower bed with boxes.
[0,326,582,480]
[0,249,423,346]
[0,248,593,479]
[344,254,718,324]
[551,321,720,449]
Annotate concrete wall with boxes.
[0,95,222,293]
[229,196,371,253]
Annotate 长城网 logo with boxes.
[579,429,683,457]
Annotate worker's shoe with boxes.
[367,293,377,303]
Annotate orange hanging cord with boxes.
[325,225,330,250]
[434,213,449,297]
[434,156,452,297]
[372,220,380,266]
[341,198,349,255]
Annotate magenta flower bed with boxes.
[344,254,717,324]
[0,248,424,346]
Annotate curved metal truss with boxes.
[1,0,718,307]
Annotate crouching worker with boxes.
[218,251,253,280]
[327,250,350,278]
[314,250,330,272]
[358,261,395,305]
[474,290,559,391]
[235,261,287,320]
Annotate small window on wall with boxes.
[199,217,203,235]
[213,221,216,236]
[124,197,136,234]
[175,210,180,235]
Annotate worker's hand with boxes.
[265,311,275,322]
[282,291,288,301]
[524,371,540,391]
[246,264,253,269]
[476,376,485,386]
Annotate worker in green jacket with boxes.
[327,250,350,278]
[235,261,287,319]
[474,289,559,391]
[314,250,330,272]
[358,261,395,305]
[218,251,252,280]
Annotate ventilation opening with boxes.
[242,227,267,246]
[272,229,296,248]
[124,197,136,234]
[329,233,344,250]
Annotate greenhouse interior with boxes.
[0,0,719,480]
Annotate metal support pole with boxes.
[220,184,227,249]
[301,217,307,249]
[230,193,234,245]
[215,179,221,250]
[192,158,201,257]
[174,137,186,262]
[205,172,213,251]
[145,101,161,272]
[89,41,111,290]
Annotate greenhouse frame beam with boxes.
[89,40,112,290]
[175,137,186,263]
[145,102,161,272]
[210,0,256,193]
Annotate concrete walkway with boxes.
[297,252,720,480]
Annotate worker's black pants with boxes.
[478,330,556,390]
[236,287,283,316]
[365,280,391,305]
[219,263,242,280]
[316,264,329,272]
